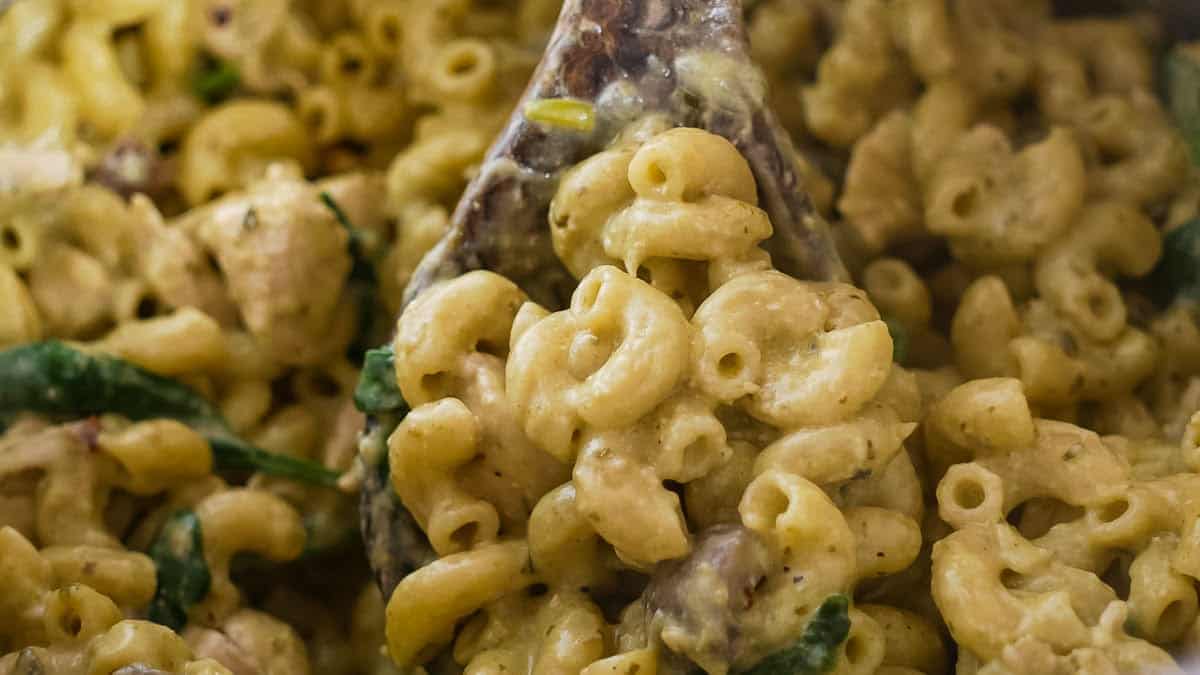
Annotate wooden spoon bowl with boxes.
[359,0,847,597]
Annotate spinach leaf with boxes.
[354,345,407,415]
[0,341,340,486]
[1165,45,1200,165]
[320,191,382,361]
[1153,218,1200,304]
[191,54,240,105]
[147,511,210,631]
[207,436,340,487]
[739,594,852,675]
[320,191,377,285]
[0,341,222,425]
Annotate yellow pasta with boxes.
[0,3,1198,675]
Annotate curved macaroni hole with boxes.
[1071,280,1125,342]
[1128,538,1199,644]
[427,501,501,556]
[839,608,886,675]
[292,360,359,403]
[693,273,889,426]
[739,471,852,561]
[653,395,731,483]
[110,279,161,325]
[937,464,1004,529]
[321,32,377,88]
[549,148,633,278]
[1034,201,1161,343]
[387,399,505,556]
[296,87,343,145]
[1010,497,1085,541]
[430,39,497,103]
[364,4,404,55]
[1075,91,1191,206]
[0,262,42,347]
[636,257,707,317]
[197,0,287,59]
[510,267,689,453]
[396,271,528,406]
[626,127,757,204]
[1086,487,1171,551]
[925,126,1085,264]
[61,19,145,140]
[0,216,41,272]
[42,585,122,644]
[693,330,763,402]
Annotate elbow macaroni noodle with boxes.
[1,1,1200,674]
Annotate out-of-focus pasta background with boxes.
[0,0,1199,674]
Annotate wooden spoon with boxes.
[360,0,847,597]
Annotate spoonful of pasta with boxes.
[355,0,854,671]
[358,0,846,597]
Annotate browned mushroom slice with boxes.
[361,0,847,596]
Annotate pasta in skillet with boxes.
[1,0,1200,674]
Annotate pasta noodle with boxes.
[1,2,1199,675]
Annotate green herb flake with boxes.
[191,55,240,105]
[524,98,596,132]
[147,511,211,631]
[355,345,408,415]
[739,594,852,675]
[883,316,910,364]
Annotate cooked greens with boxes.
[354,345,407,415]
[739,594,852,675]
[191,54,240,105]
[319,191,378,285]
[1154,218,1200,304]
[883,316,910,364]
[0,341,340,486]
[146,510,211,631]
[320,191,382,361]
